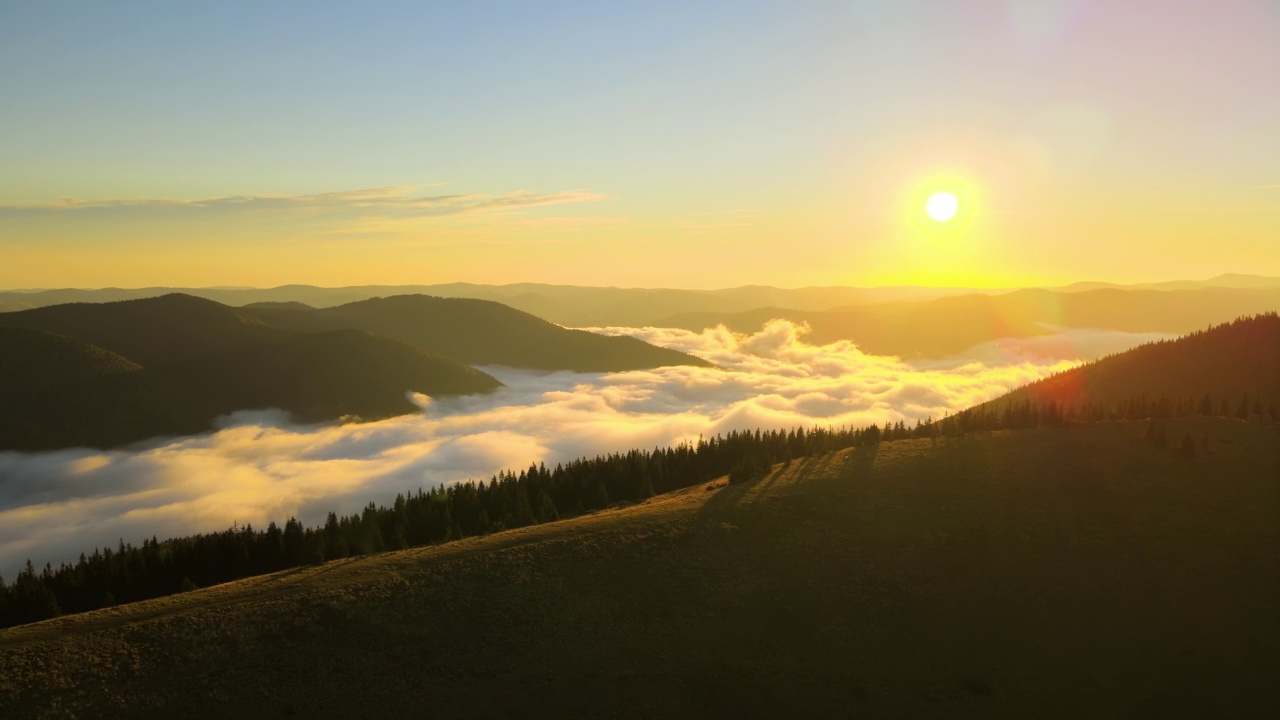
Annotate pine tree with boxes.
[535,491,560,523]
[1179,432,1196,457]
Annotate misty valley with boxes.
[4,2,1280,716]
[1,280,1277,718]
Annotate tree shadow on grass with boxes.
[839,443,879,483]
[694,447,880,527]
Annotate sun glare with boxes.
[925,192,959,222]
[908,174,979,237]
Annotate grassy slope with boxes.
[1,418,1277,719]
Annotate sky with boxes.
[1,319,1174,579]
[2,0,1278,289]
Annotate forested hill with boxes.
[0,326,214,450]
[0,292,708,450]
[3,418,1276,717]
[0,293,287,367]
[159,329,501,423]
[983,313,1280,418]
[0,296,502,450]
[241,294,714,372]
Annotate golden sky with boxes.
[2,1,1278,289]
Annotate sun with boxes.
[908,174,978,235]
[925,191,959,223]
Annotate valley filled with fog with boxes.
[0,320,1169,579]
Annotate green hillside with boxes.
[2,420,1275,718]
[0,292,710,374]
[0,294,289,367]
[247,294,714,371]
[0,290,709,450]
[241,300,317,312]
[0,328,211,451]
[0,301,503,449]
[161,329,500,423]
[989,313,1280,414]
[0,326,142,383]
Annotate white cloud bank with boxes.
[0,321,1164,579]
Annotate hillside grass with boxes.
[2,418,1276,719]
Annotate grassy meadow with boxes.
[2,417,1277,718]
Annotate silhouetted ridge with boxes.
[240,301,316,312]
[0,328,211,450]
[0,291,701,450]
[161,329,500,422]
[0,327,142,384]
[989,313,1279,414]
[245,294,714,371]
[0,293,287,367]
[0,297,503,449]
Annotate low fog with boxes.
[0,320,1169,579]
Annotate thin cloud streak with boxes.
[0,187,606,218]
[0,320,1157,580]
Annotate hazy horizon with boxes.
[4,270,1279,294]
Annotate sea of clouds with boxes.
[0,320,1171,579]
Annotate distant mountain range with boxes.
[238,294,707,372]
[0,294,709,450]
[1053,273,1280,293]
[1,274,1274,330]
[660,287,1280,357]
[0,283,984,325]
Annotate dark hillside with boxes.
[161,329,500,422]
[247,294,714,371]
[0,328,211,450]
[0,326,142,382]
[0,305,503,449]
[990,313,1280,414]
[0,294,289,367]
[240,300,316,312]
[2,420,1276,718]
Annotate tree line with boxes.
[2,391,1270,629]
[0,424,871,628]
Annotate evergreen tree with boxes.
[1198,393,1213,416]
[1179,432,1196,457]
